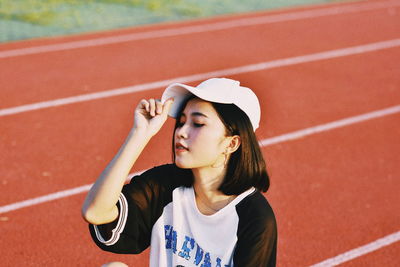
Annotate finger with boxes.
[139,99,149,112]
[149,98,156,117]
[155,99,163,115]
[161,98,174,116]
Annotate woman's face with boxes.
[174,98,230,169]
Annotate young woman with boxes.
[82,78,277,267]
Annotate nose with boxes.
[176,123,189,139]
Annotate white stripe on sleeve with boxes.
[93,193,129,246]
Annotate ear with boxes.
[225,135,241,154]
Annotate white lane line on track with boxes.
[1,38,400,117]
[0,0,399,58]
[309,231,400,267]
[1,104,399,214]
[259,105,400,146]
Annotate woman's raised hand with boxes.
[133,98,174,137]
[82,97,173,226]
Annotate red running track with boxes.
[1,0,399,266]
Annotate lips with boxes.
[175,142,189,151]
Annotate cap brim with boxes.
[161,83,194,118]
[162,82,234,118]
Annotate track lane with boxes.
[0,2,399,109]
[310,231,400,266]
[1,39,400,117]
[0,91,176,205]
[2,104,399,215]
[1,46,399,205]
[1,114,399,266]
[0,193,150,267]
[265,114,400,266]
[338,241,400,267]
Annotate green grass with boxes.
[0,0,201,26]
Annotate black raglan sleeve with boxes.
[88,164,191,254]
[233,191,277,267]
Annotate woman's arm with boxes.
[81,98,173,225]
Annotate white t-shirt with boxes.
[89,164,277,267]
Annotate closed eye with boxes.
[193,123,204,128]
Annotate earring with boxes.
[223,149,229,167]
[211,149,229,168]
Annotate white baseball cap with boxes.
[161,78,261,131]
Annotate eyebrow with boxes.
[180,112,209,118]
[191,112,208,118]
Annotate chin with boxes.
[174,159,192,169]
[174,155,201,169]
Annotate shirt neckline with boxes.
[188,186,255,220]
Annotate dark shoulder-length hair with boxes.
[172,97,270,195]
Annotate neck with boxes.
[191,166,236,214]
[192,166,226,196]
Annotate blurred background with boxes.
[0,0,348,43]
